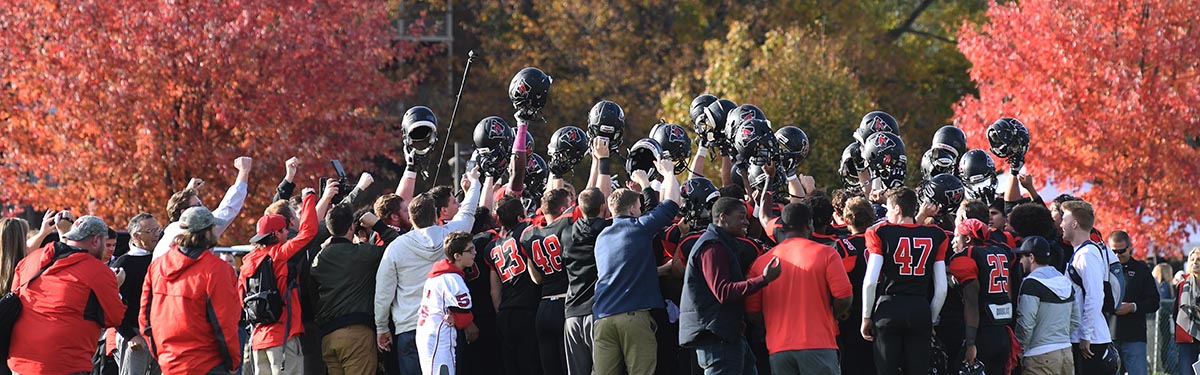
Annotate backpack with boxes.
[1068,241,1126,313]
[242,256,289,325]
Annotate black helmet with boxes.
[702,99,739,156]
[547,126,589,176]
[473,116,514,178]
[732,118,776,166]
[932,125,968,159]
[680,177,720,226]
[748,164,788,205]
[958,361,986,375]
[860,131,907,188]
[839,142,864,194]
[921,148,958,180]
[774,126,811,175]
[524,153,549,197]
[1090,343,1121,375]
[930,336,950,375]
[626,138,663,180]
[402,106,438,155]
[509,67,553,117]
[854,111,900,144]
[917,174,966,216]
[651,122,692,174]
[987,117,1031,159]
[725,104,767,131]
[587,100,626,151]
[689,94,719,130]
[958,149,998,203]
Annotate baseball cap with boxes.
[179,206,217,233]
[249,214,287,244]
[62,216,110,241]
[1015,235,1053,258]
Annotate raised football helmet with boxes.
[650,122,692,174]
[932,125,968,159]
[402,106,438,155]
[524,153,549,197]
[509,67,553,118]
[689,94,719,131]
[547,126,589,176]
[473,116,514,178]
[917,174,966,216]
[839,142,864,194]
[625,138,663,180]
[921,148,958,180]
[986,117,1030,159]
[702,99,738,156]
[681,177,720,227]
[958,149,998,204]
[853,111,900,145]
[732,118,776,166]
[747,164,788,205]
[587,100,626,152]
[860,131,908,188]
[774,126,811,176]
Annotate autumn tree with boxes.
[0,1,439,242]
[954,0,1200,251]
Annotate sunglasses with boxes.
[1112,247,1128,255]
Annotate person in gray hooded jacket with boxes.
[1015,236,1081,375]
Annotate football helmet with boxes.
[681,177,720,227]
[689,94,719,131]
[958,149,998,204]
[958,361,986,375]
[547,126,589,176]
[473,116,514,178]
[626,138,663,180]
[524,153,549,197]
[986,117,1030,159]
[732,118,776,166]
[860,131,908,188]
[509,67,553,117]
[702,99,739,156]
[839,142,864,194]
[748,164,788,205]
[774,126,811,176]
[921,148,958,180]
[402,106,438,155]
[587,100,626,151]
[854,111,900,145]
[932,125,968,159]
[651,122,692,174]
[917,174,966,216]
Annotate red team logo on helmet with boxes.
[513,79,529,96]
[741,111,756,121]
[741,126,754,139]
[488,118,507,139]
[945,187,965,206]
[873,133,896,151]
[669,125,687,144]
[870,116,888,132]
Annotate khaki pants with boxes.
[1022,347,1074,375]
[251,337,305,375]
[321,325,377,375]
[593,310,657,375]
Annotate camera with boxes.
[318,160,354,204]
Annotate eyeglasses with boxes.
[1112,247,1128,255]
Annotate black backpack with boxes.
[242,256,290,325]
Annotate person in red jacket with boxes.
[7,216,125,374]
[239,189,318,374]
[141,206,242,374]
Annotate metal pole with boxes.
[453,142,463,194]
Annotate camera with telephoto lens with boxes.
[318,160,353,204]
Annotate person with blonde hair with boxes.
[1177,247,1200,375]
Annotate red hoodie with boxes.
[7,242,124,374]
[427,259,474,329]
[239,193,318,350]
[141,245,242,374]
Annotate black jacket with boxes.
[1115,258,1160,342]
[308,221,400,335]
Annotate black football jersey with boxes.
[833,233,869,329]
[520,216,573,296]
[488,222,541,310]
[865,223,950,297]
[948,245,1014,326]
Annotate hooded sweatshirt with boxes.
[141,245,242,374]
[7,242,125,375]
[562,217,611,318]
[1016,265,1081,357]
[238,193,318,350]
[375,179,481,334]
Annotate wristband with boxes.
[964,327,978,346]
[403,170,418,179]
[513,124,530,153]
[696,147,709,158]
[787,174,798,182]
[598,158,612,175]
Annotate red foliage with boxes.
[0,1,438,241]
[954,0,1200,253]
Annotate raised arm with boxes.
[396,147,419,202]
[594,138,613,198]
[508,115,530,194]
[212,156,252,237]
[27,210,56,251]
[272,191,319,262]
[273,157,300,202]
[445,167,482,234]
[688,146,709,180]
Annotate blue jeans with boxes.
[694,337,757,375]
[1118,341,1147,375]
[395,330,420,375]
[1181,342,1200,375]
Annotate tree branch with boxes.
[885,0,937,41]
[904,28,957,44]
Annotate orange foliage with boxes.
[0,1,438,242]
[954,0,1200,253]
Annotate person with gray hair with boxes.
[7,216,126,374]
[113,213,164,375]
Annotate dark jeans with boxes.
[395,330,420,375]
[693,336,758,375]
[1179,342,1200,375]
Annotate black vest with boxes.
[679,224,746,346]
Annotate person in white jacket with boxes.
[1061,200,1119,373]
[375,167,481,374]
[153,156,252,260]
